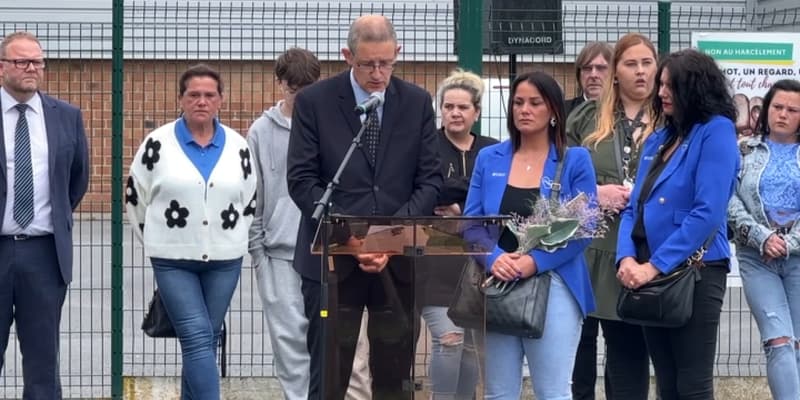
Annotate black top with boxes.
[632,150,670,262]
[437,129,499,207]
[415,130,498,307]
[497,185,541,253]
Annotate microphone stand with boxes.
[311,111,374,222]
[311,110,376,398]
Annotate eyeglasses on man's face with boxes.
[1,58,46,70]
[580,63,608,74]
[353,61,396,73]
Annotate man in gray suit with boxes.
[0,31,90,399]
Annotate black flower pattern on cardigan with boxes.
[142,138,162,171]
[240,148,252,180]
[164,200,189,228]
[243,193,256,217]
[221,203,240,230]
[125,176,138,206]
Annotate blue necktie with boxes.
[363,109,380,165]
[13,103,34,229]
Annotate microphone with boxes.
[354,92,384,115]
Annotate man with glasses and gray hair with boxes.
[287,14,441,400]
[0,31,89,398]
[566,41,613,117]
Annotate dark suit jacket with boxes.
[565,96,586,118]
[287,71,441,282]
[0,91,90,284]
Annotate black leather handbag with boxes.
[616,262,700,328]
[448,257,550,338]
[616,234,715,328]
[447,151,567,338]
[446,257,486,330]
[141,289,176,338]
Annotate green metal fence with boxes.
[0,1,798,398]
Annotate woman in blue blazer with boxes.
[615,49,739,400]
[728,79,800,400]
[463,71,597,399]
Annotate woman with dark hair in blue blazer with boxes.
[615,49,740,400]
[463,71,598,399]
[728,78,800,399]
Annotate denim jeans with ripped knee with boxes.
[421,306,480,399]
[739,246,800,400]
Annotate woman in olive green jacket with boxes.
[566,33,658,400]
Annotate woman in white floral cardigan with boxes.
[126,64,256,400]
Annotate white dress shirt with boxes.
[350,69,385,124]
[1,87,53,235]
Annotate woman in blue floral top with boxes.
[729,78,800,400]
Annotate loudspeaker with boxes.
[483,0,563,55]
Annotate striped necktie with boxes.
[13,103,34,229]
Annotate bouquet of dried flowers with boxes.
[481,191,609,290]
[506,192,609,254]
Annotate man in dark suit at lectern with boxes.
[287,14,441,400]
[0,31,90,399]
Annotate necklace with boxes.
[619,108,645,186]
[519,155,544,172]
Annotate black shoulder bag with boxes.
[447,150,568,338]
[614,139,716,328]
[616,233,714,328]
[141,289,176,338]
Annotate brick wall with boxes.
[17,59,572,213]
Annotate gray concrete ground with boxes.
[123,376,774,400]
[0,218,767,398]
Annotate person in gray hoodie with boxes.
[247,47,320,400]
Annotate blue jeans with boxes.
[151,257,242,400]
[484,273,582,400]
[421,306,480,399]
[738,246,800,400]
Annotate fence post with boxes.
[658,1,671,55]
[457,0,483,74]
[456,0,483,133]
[111,0,125,398]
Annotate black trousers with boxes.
[573,316,650,400]
[302,268,418,400]
[643,264,727,400]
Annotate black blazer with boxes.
[287,71,442,282]
[0,91,90,284]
